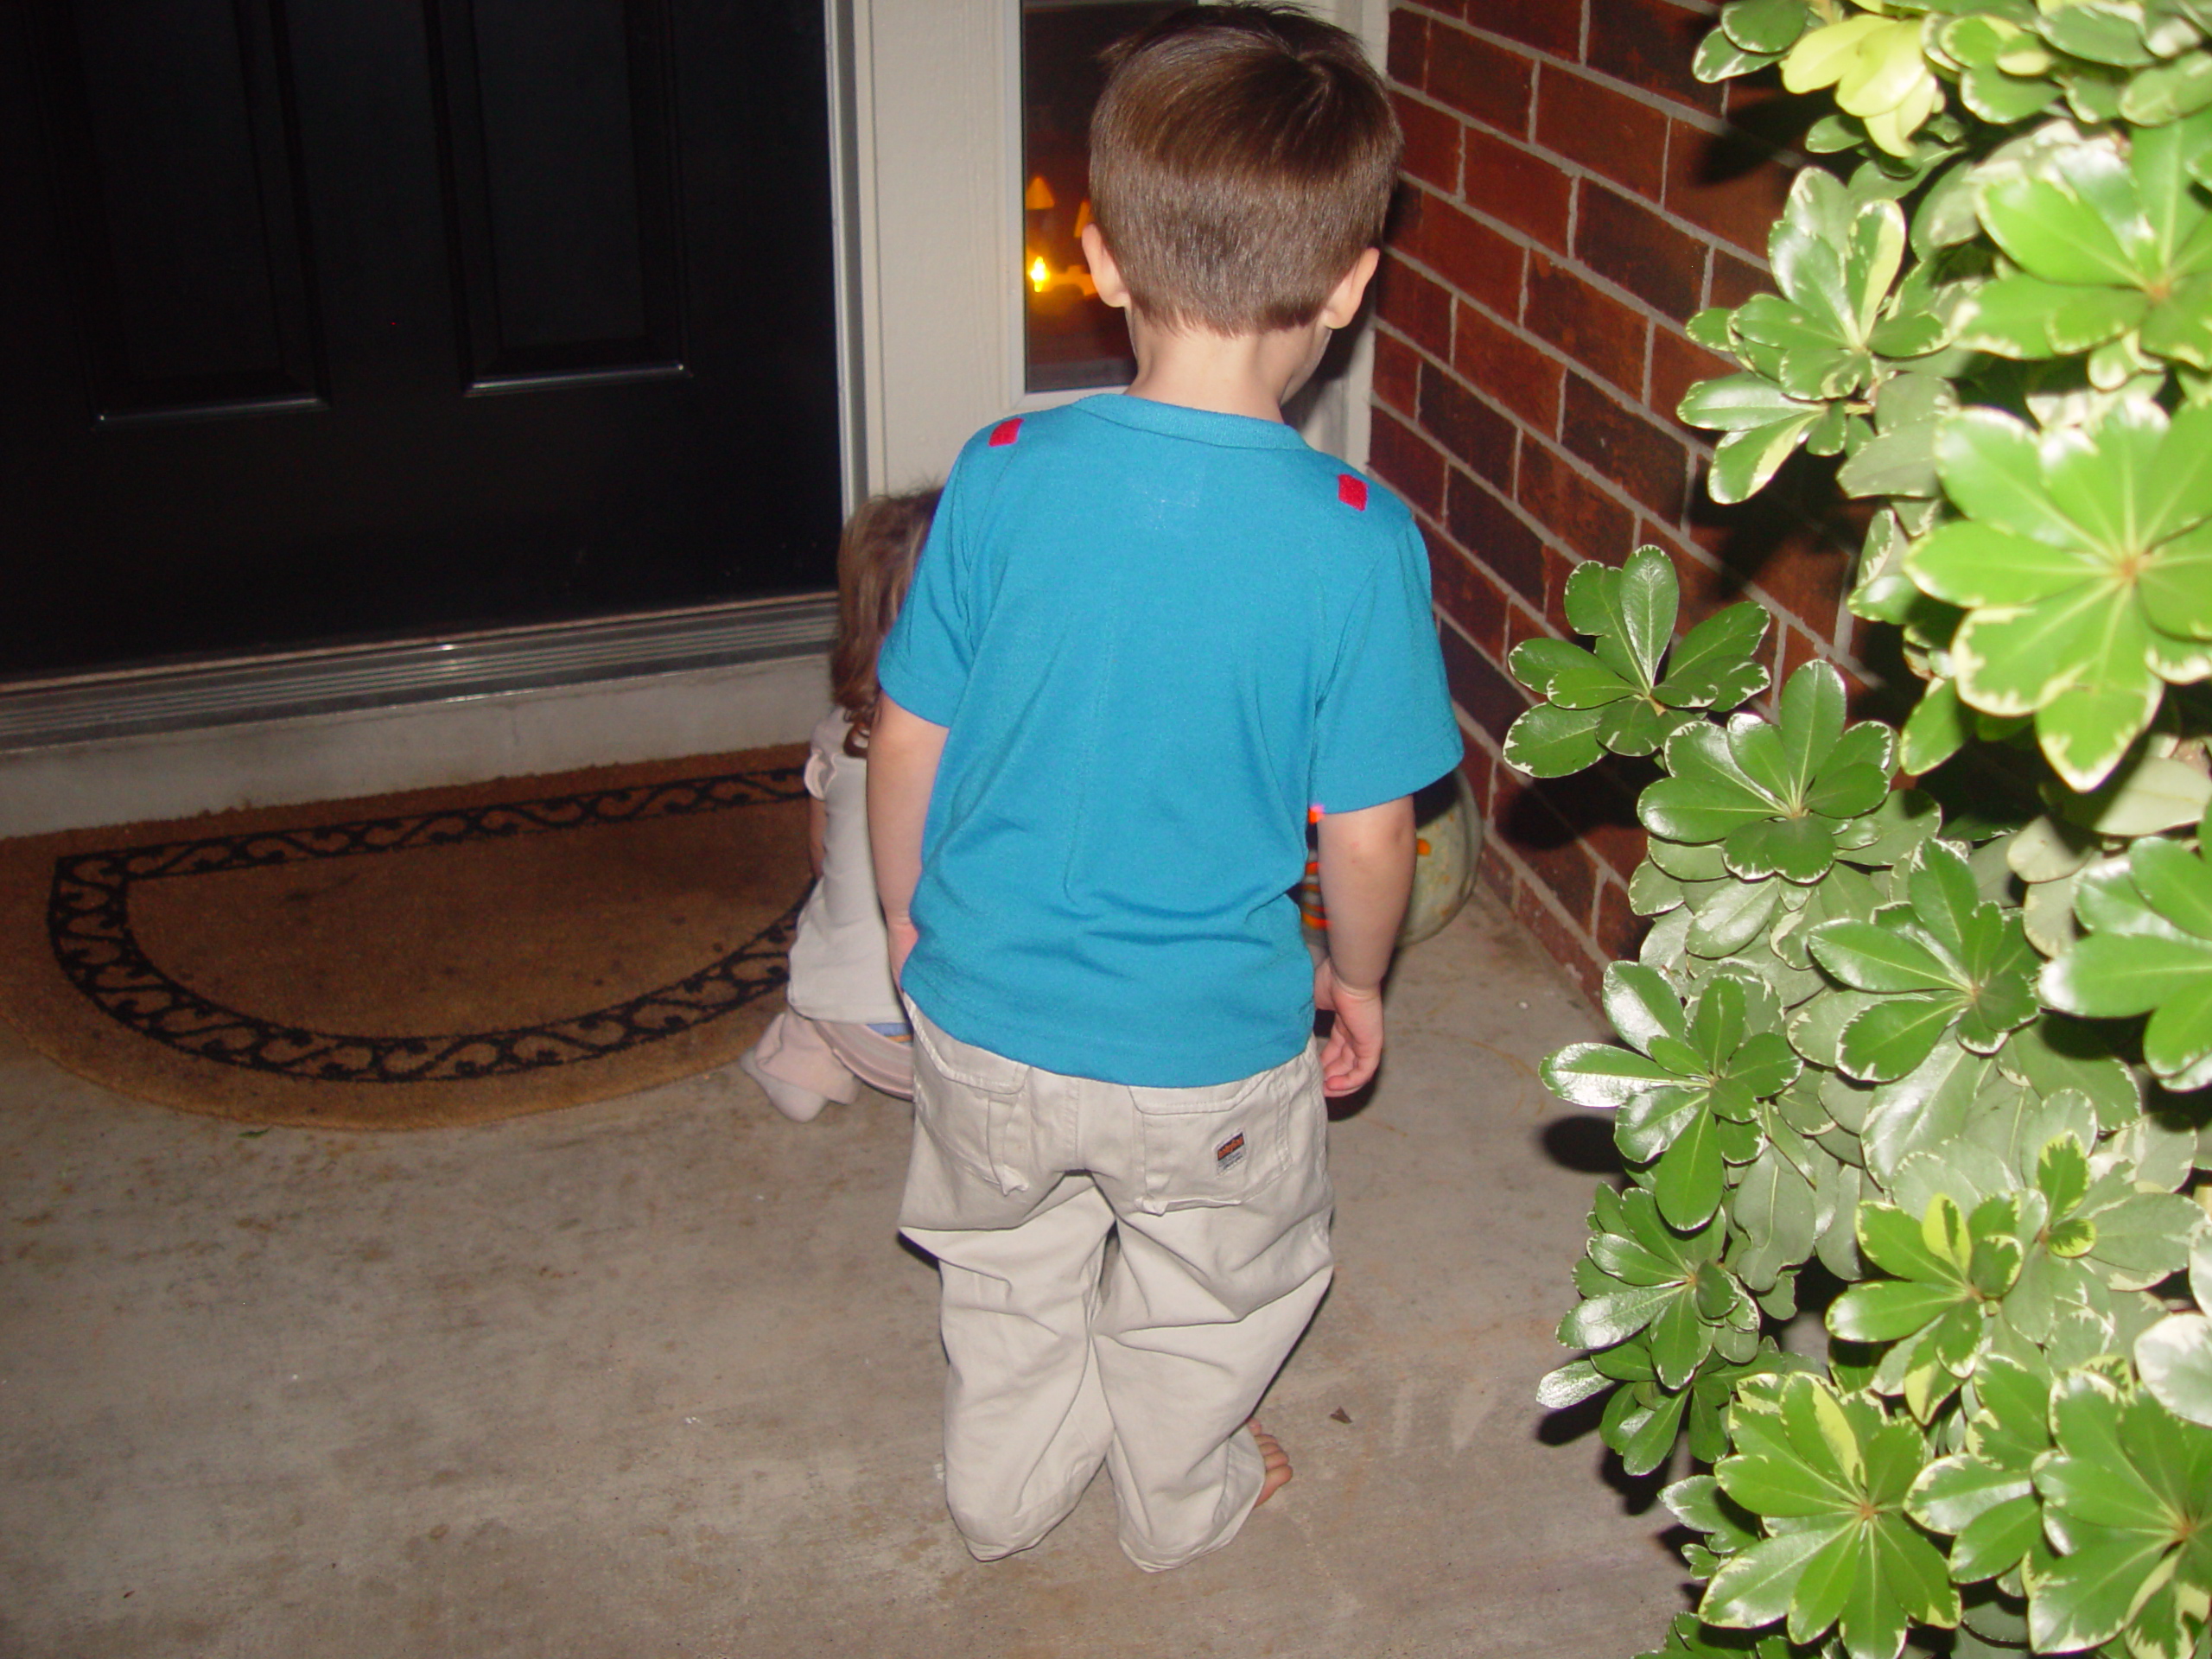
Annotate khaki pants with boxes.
[898,1008,1334,1572]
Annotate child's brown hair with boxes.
[830,486,940,756]
[1089,4,1400,337]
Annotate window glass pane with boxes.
[1020,0,1175,394]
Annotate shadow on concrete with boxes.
[1538,1112,1624,1178]
[1533,1395,1675,1516]
[1325,1078,1378,1122]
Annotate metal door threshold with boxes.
[0,596,836,753]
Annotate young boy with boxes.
[868,3,1461,1573]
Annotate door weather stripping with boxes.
[0,596,836,753]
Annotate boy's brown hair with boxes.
[830,486,941,756]
[1089,4,1400,336]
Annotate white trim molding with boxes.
[830,0,1389,499]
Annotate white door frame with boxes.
[827,0,1390,504]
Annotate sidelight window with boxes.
[1018,0,1176,394]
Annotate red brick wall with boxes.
[1376,0,1859,999]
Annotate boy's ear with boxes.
[1080,223,1131,312]
[1319,247,1382,331]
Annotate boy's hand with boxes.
[1311,795,1415,1096]
[1313,959,1384,1096]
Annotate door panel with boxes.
[0,0,840,677]
[429,0,685,387]
[35,0,322,418]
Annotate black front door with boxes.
[0,0,842,678]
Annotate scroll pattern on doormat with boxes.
[44,767,808,1084]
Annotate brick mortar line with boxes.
[1397,0,1796,150]
[1448,705,1614,949]
[1521,418,1687,543]
[1387,80,1789,279]
[1409,497,1556,642]
[1413,416,1866,677]
[1397,387,1604,588]
[1509,424,1528,531]
[1376,313,1707,569]
[1379,346,1866,661]
[1391,180,1746,397]
[1564,135,1584,276]
[1395,81,1744,356]
[1790,620,1879,684]
[1642,287,1661,407]
[1454,688,1652,935]
[1747,536,1883,646]
[1380,246,1667,449]
[1436,599,1529,709]
[1488,831,1610,974]
[1459,277,1669,441]
[1383,342,1723,641]
[1396,380,1857,668]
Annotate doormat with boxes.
[0,746,813,1129]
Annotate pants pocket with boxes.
[1127,1048,1309,1216]
[909,1007,1033,1195]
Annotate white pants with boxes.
[747,1009,914,1102]
[898,1009,1334,1572]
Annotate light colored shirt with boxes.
[785,706,905,1026]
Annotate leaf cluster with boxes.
[1518,550,2210,1659]
[1525,16,2212,1658]
[1681,18,2212,799]
[1506,547,1770,778]
[1703,2,2212,147]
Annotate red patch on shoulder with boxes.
[1337,473,1368,510]
[988,417,1024,448]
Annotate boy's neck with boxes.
[1118,308,1330,423]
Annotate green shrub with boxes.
[1522,7,2212,1657]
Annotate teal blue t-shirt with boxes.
[876,392,1461,1086]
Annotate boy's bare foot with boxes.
[1248,1419,1293,1507]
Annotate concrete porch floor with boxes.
[0,889,1689,1657]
